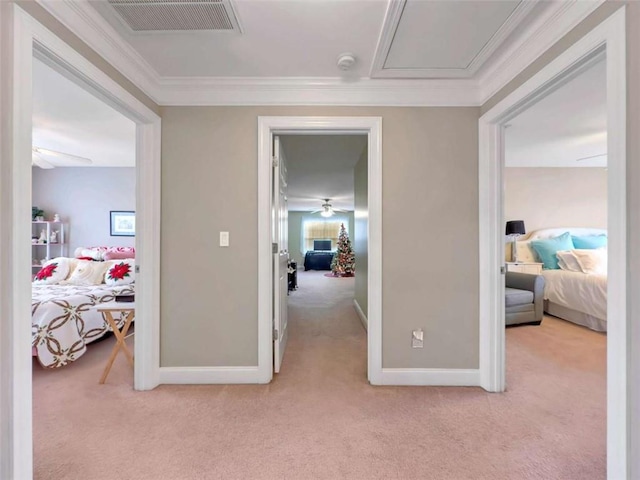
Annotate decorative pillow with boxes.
[33,257,70,284]
[572,248,607,275]
[556,250,583,273]
[64,260,109,286]
[104,259,135,286]
[103,249,135,261]
[74,247,108,261]
[571,235,607,249]
[530,232,574,270]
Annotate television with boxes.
[313,239,332,251]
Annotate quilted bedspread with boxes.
[32,284,135,368]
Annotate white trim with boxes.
[353,299,367,331]
[157,77,480,107]
[159,367,261,384]
[478,7,627,478]
[379,369,481,386]
[368,0,405,78]
[36,0,162,102]
[1,6,162,478]
[478,0,605,103]
[370,0,538,80]
[0,5,34,478]
[257,116,383,386]
[35,0,602,107]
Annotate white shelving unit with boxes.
[32,221,66,270]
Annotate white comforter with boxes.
[32,283,134,368]
[541,270,607,322]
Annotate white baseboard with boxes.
[378,368,481,386]
[353,299,368,330]
[158,366,264,384]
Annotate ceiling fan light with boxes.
[321,209,333,218]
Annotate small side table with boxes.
[96,302,135,384]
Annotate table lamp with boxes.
[505,220,526,262]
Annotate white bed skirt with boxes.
[544,300,607,332]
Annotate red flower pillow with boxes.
[33,257,70,285]
[104,259,135,286]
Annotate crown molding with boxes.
[478,0,605,104]
[36,0,163,102]
[35,0,604,107]
[157,76,481,106]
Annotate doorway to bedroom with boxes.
[258,116,382,385]
[500,52,608,469]
[273,134,369,378]
[30,45,142,471]
[31,53,138,369]
[1,8,161,476]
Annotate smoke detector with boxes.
[337,53,356,71]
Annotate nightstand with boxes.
[505,262,543,274]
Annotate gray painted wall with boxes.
[287,211,354,268]
[32,167,136,254]
[160,106,480,369]
[505,167,607,233]
[354,147,368,319]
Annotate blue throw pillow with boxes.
[571,234,607,249]
[530,232,574,270]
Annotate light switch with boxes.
[220,231,229,247]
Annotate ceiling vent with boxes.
[107,0,242,32]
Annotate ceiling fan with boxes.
[310,198,347,218]
[32,147,93,169]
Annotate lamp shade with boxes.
[505,220,526,236]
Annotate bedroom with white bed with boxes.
[30,55,137,373]
[503,53,609,335]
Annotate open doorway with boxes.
[257,116,382,385]
[478,9,626,475]
[273,134,368,377]
[501,54,608,467]
[2,8,161,477]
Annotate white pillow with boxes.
[556,250,583,273]
[571,248,607,275]
[33,257,70,285]
[64,260,108,286]
[104,259,135,286]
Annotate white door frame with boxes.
[478,7,627,478]
[257,116,382,384]
[0,6,161,478]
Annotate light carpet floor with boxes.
[33,270,606,479]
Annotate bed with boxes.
[32,248,136,368]
[304,251,335,271]
[514,228,607,331]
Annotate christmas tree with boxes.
[331,223,355,277]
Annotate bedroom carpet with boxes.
[32,270,606,480]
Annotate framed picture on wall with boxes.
[110,211,135,237]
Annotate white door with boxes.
[273,135,289,373]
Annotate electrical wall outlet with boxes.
[412,329,424,348]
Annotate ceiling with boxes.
[33,57,136,167]
[89,0,532,79]
[280,135,367,211]
[505,56,607,168]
